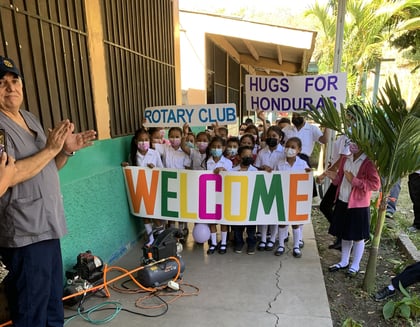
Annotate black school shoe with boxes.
[328,263,349,272]
[328,239,342,251]
[374,287,396,302]
[218,243,227,254]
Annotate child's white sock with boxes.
[339,239,353,267]
[299,224,304,240]
[269,225,278,243]
[221,231,228,245]
[293,228,300,249]
[260,225,268,243]
[349,240,365,272]
[210,232,217,246]
[278,227,287,247]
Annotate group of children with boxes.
[123,118,312,259]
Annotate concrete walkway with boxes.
[64,223,332,327]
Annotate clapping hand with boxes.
[63,123,97,153]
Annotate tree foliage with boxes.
[305,0,420,95]
[305,76,420,291]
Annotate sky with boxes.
[179,0,328,30]
[179,0,317,13]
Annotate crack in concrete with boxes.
[266,258,284,327]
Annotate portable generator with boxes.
[137,228,186,287]
[63,251,104,306]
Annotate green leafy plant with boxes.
[386,258,407,275]
[383,282,420,324]
[342,317,363,327]
[306,76,420,292]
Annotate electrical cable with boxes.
[0,256,183,327]
[64,301,122,325]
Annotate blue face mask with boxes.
[210,148,223,158]
[186,141,195,149]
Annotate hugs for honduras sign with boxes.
[245,73,347,111]
[123,167,313,225]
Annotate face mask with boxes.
[137,141,150,152]
[197,142,208,151]
[210,148,223,158]
[292,117,304,127]
[265,137,278,148]
[241,157,254,166]
[169,138,181,147]
[159,129,166,137]
[226,147,238,156]
[186,141,195,149]
[349,143,359,154]
[253,135,258,141]
[285,147,297,158]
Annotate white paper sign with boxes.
[245,73,347,111]
[144,104,237,127]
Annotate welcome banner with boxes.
[123,167,313,225]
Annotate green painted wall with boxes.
[58,136,144,273]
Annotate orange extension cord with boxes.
[0,256,182,327]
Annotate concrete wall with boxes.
[58,136,143,273]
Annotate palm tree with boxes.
[306,76,420,292]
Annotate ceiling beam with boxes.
[207,34,240,63]
[243,39,259,61]
[250,70,292,76]
[240,54,301,74]
[276,45,283,65]
[241,64,256,75]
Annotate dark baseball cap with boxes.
[0,56,22,79]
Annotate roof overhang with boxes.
[180,10,317,76]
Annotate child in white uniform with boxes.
[155,126,191,233]
[276,137,311,258]
[122,127,163,245]
[181,130,210,171]
[232,146,258,254]
[254,126,285,251]
[203,136,233,254]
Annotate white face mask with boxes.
[285,147,297,158]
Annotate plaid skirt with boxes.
[328,200,370,241]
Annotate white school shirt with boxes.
[205,155,233,171]
[330,134,351,165]
[276,156,309,172]
[282,122,323,157]
[232,164,258,171]
[135,148,163,168]
[190,148,206,170]
[154,143,191,169]
[255,144,285,169]
[339,153,367,203]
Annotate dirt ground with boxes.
[312,203,420,327]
